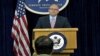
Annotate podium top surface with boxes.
[33,28,78,32]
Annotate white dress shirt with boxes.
[49,15,57,28]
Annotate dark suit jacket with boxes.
[36,16,71,28]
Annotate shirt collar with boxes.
[49,15,57,19]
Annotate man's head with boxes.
[48,4,59,16]
[35,36,54,55]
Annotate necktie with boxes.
[50,17,56,28]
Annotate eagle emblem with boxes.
[53,36,61,47]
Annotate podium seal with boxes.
[48,32,67,52]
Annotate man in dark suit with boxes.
[36,4,71,28]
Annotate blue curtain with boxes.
[0,0,100,56]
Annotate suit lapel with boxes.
[46,16,51,28]
[54,16,59,28]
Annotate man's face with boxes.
[48,4,59,16]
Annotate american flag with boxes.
[11,0,31,56]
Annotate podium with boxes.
[32,28,78,56]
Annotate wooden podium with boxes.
[32,28,78,56]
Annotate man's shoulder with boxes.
[39,16,49,19]
[57,15,67,20]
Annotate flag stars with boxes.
[16,0,26,17]
[19,4,21,6]
[22,12,25,14]
[18,7,21,9]
[17,10,20,12]
[19,1,24,4]
[19,1,22,3]
[20,4,23,7]
[22,2,24,4]
[20,8,22,10]
[23,9,25,11]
